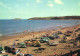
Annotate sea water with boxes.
[0,20,80,36]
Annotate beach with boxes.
[0,0,80,55]
[0,24,80,56]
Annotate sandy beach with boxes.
[0,24,80,56]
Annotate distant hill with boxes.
[12,18,22,20]
[28,16,80,20]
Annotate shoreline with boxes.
[0,24,80,41]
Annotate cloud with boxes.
[26,4,30,6]
[47,1,54,7]
[0,2,12,9]
[8,16,12,18]
[8,7,12,9]
[79,3,80,6]
[14,4,19,7]
[36,0,42,3]
[0,2,6,8]
[54,0,64,4]
[47,3,54,7]
[20,0,25,1]
[48,1,52,3]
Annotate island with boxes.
[12,18,22,20]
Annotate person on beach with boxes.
[69,50,77,56]
[13,41,16,48]
[73,42,77,48]
[77,51,80,56]
[11,48,16,54]
[33,35,34,37]
[54,52,58,56]
[72,32,76,38]
[59,25,63,29]
[69,50,73,56]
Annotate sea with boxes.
[0,20,80,36]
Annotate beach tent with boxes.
[0,46,4,51]
[32,40,40,44]
[78,28,80,30]
[47,41,59,46]
[53,33,57,36]
[48,36,54,40]
[54,35,60,38]
[15,49,21,54]
[11,48,21,54]
[64,31,73,36]
[41,37,50,40]
[17,53,24,56]
[0,54,9,56]
[49,35,60,39]
[50,33,59,38]
[40,37,50,43]
[57,31,62,35]
[24,40,33,46]
[17,42,26,48]
[48,34,57,40]
[32,40,41,47]
[4,46,12,53]
[24,40,32,44]
[4,46,21,54]
[0,46,5,53]
[25,40,41,47]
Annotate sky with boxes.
[0,0,80,19]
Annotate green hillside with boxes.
[28,16,80,20]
